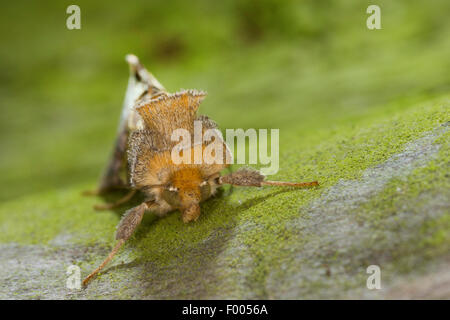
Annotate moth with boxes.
[82,54,319,286]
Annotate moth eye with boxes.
[162,187,181,207]
[200,182,211,201]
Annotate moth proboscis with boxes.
[82,54,319,286]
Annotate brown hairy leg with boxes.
[82,201,150,287]
[93,189,137,211]
[261,180,319,187]
[82,239,126,287]
[220,167,319,188]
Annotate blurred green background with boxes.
[0,0,449,201]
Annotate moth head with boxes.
[199,180,211,201]
[161,168,215,223]
[161,185,182,208]
[178,177,219,223]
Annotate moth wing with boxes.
[136,90,206,146]
[130,98,231,189]
[195,115,232,177]
[128,129,170,188]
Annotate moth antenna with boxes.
[82,239,125,287]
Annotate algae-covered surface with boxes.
[0,1,449,299]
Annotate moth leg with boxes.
[93,189,137,211]
[261,180,319,187]
[220,167,319,188]
[82,239,125,288]
[82,201,150,287]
